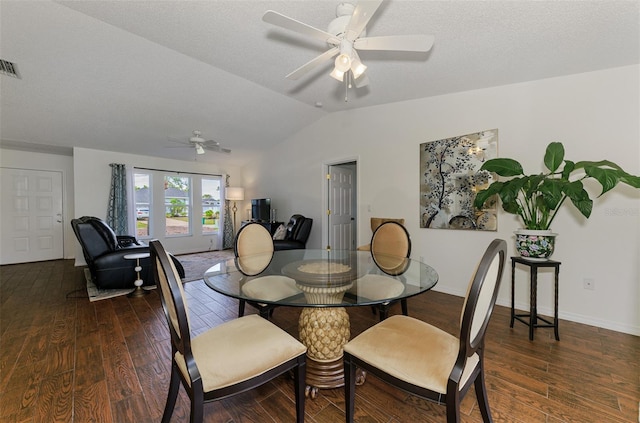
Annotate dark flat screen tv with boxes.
[251,198,271,222]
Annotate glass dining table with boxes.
[204,249,439,398]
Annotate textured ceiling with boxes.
[1,0,638,166]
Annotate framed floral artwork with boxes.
[420,129,498,230]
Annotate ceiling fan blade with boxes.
[344,0,383,42]
[263,10,340,45]
[204,145,231,154]
[354,73,370,88]
[286,46,339,80]
[354,34,435,52]
[167,139,192,148]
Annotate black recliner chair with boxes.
[273,214,313,251]
[71,216,185,289]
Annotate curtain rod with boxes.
[133,166,222,177]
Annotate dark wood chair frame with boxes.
[370,221,412,321]
[150,240,306,423]
[344,239,507,423]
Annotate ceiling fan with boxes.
[168,130,231,155]
[263,0,434,88]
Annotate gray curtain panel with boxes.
[107,163,128,235]
[222,175,234,249]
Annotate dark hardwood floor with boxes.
[1,258,638,422]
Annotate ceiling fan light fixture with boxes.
[334,38,354,73]
[334,53,351,72]
[195,143,205,155]
[190,130,205,143]
[351,56,367,79]
[330,67,345,82]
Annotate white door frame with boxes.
[323,157,359,251]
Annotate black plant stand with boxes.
[511,256,561,341]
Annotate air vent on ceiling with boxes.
[0,59,20,79]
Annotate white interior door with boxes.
[1,168,64,264]
[328,163,356,251]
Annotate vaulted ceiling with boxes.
[1,1,638,166]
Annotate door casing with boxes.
[324,159,358,251]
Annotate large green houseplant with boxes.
[473,142,640,258]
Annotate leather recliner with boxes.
[273,214,313,251]
[71,216,185,289]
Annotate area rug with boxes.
[85,249,233,301]
[85,268,149,302]
[177,249,235,282]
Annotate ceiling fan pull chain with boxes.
[344,71,349,102]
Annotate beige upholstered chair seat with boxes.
[241,275,301,301]
[175,314,307,392]
[344,315,478,394]
[351,274,405,301]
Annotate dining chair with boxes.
[234,222,299,318]
[149,240,307,423]
[356,217,405,251]
[357,221,412,320]
[344,238,507,423]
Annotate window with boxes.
[165,176,191,236]
[202,178,221,235]
[131,168,222,246]
[134,173,151,238]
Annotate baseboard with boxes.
[431,286,640,336]
[497,297,640,336]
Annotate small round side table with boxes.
[124,252,151,297]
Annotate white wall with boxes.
[0,148,77,259]
[73,147,243,256]
[244,65,640,335]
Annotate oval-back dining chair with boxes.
[150,240,307,423]
[357,221,412,320]
[234,222,300,318]
[344,238,507,423]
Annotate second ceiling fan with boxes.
[168,130,231,155]
[263,0,434,88]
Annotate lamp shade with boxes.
[334,53,351,72]
[226,187,244,201]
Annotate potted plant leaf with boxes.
[473,142,640,259]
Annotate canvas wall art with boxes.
[420,129,498,230]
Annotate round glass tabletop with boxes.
[203,249,438,307]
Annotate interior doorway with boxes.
[326,160,357,251]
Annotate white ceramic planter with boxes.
[514,229,557,260]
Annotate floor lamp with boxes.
[226,187,244,234]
